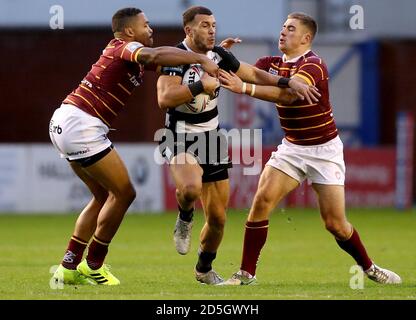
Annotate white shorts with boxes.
[266,136,345,185]
[49,104,112,160]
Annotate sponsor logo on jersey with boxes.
[81,79,93,88]
[187,67,198,84]
[129,75,141,87]
[125,42,143,53]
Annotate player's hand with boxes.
[219,37,242,50]
[198,55,219,77]
[288,78,321,104]
[201,72,220,97]
[218,69,244,93]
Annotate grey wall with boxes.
[290,0,416,38]
[0,0,285,39]
[2,0,416,39]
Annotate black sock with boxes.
[196,250,216,273]
[179,205,194,222]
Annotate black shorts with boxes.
[159,128,232,183]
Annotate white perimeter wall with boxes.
[0,144,164,213]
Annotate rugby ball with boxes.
[182,65,210,113]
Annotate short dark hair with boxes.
[182,6,213,27]
[112,7,142,33]
[288,12,318,39]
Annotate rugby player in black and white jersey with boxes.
[156,6,320,284]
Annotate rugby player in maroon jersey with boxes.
[49,7,219,286]
[219,12,401,285]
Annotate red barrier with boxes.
[163,147,397,210]
[281,147,397,208]
[344,148,396,207]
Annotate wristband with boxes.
[213,46,241,73]
[188,80,204,97]
[277,77,291,88]
[242,82,247,94]
[250,84,256,96]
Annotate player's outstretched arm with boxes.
[137,46,219,77]
[235,61,281,86]
[213,45,319,103]
[235,62,320,104]
[213,46,283,86]
[219,69,296,104]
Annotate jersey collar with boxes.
[282,49,312,63]
[182,39,193,52]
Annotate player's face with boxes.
[278,18,309,54]
[131,13,154,47]
[188,14,216,53]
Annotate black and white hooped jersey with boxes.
[160,40,240,133]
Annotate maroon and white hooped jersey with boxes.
[255,51,338,146]
[63,38,151,127]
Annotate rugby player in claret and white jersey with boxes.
[156,6,320,285]
[49,7,219,286]
[219,12,401,286]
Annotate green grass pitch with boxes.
[0,208,415,300]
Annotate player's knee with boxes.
[117,183,136,204]
[324,220,348,238]
[207,211,226,230]
[93,190,109,206]
[125,185,137,203]
[180,183,202,203]
[253,193,275,213]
